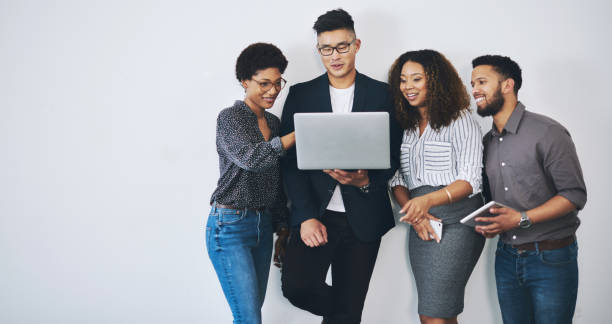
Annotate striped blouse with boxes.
[389,111,483,194]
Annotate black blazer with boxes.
[280,72,402,242]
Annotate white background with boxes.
[1,0,611,323]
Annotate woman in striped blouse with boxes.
[388,49,485,324]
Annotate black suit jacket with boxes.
[279,72,402,242]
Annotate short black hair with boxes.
[235,43,288,81]
[472,55,522,94]
[313,8,355,35]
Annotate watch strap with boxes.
[359,183,370,193]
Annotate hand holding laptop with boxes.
[323,169,369,187]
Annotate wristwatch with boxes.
[359,183,370,194]
[518,211,532,229]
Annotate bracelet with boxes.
[444,187,453,203]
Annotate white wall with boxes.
[1,0,610,323]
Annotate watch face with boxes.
[519,211,531,228]
[519,218,531,228]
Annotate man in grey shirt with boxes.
[470,55,587,324]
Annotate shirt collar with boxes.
[491,101,526,136]
[235,100,256,116]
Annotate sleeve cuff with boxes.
[269,136,285,156]
[289,206,319,228]
[389,169,407,188]
[558,190,587,210]
[456,170,482,195]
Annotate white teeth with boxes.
[475,97,485,103]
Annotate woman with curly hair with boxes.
[207,42,295,324]
[388,49,485,324]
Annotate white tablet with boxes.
[460,201,512,227]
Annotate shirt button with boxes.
[499,137,504,142]
[501,162,506,166]
[504,187,508,191]
[512,235,517,240]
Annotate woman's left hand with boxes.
[273,228,290,268]
[399,195,440,224]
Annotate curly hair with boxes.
[235,43,288,82]
[472,55,522,95]
[388,49,470,131]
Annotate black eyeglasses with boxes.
[317,39,356,56]
[251,78,287,92]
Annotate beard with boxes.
[477,88,505,117]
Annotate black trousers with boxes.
[281,210,381,324]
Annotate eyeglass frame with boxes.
[317,38,356,56]
[249,77,287,92]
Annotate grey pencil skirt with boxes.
[408,185,485,318]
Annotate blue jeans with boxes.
[495,239,578,324]
[206,203,273,324]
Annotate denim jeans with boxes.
[206,203,273,324]
[495,239,578,324]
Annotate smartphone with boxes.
[429,219,443,241]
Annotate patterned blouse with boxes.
[210,100,288,231]
[389,111,483,195]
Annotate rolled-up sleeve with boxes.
[451,112,483,195]
[540,125,587,210]
[217,111,285,172]
[389,169,407,188]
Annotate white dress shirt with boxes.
[326,84,355,212]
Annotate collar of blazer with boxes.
[314,70,369,113]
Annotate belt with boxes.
[215,203,266,212]
[511,235,575,251]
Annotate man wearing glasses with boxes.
[279,8,401,324]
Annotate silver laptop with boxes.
[294,112,390,170]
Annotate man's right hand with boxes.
[300,218,328,247]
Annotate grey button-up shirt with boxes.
[210,100,288,231]
[483,102,587,245]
